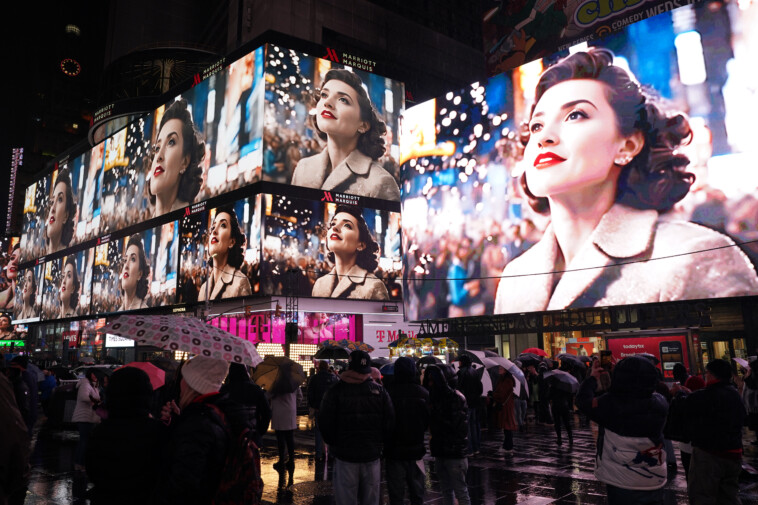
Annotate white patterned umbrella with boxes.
[102,315,262,367]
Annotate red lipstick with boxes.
[534,152,566,169]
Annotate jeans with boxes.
[467,408,480,453]
[514,398,527,427]
[75,422,95,467]
[314,416,325,459]
[606,484,663,504]
[435,457,470,505]
[386,458,425,505]
[688,446,742,505]
[551,402,573,442]
[333,458,381,505]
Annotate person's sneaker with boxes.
[273,461,286,471]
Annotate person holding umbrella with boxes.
[72,368,101,472]
[220,363,271,449]
[492,366,518,456]
[152,355,231,505]
[307,360,338,462]
[269,364,303,478]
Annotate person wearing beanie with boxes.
[672,358,745,504]
[385,356,429,505]
[576,356,668,504]
[319,350,395,505]
[152,355,230,505]
[86,367,166,505]
[456,354,483,456]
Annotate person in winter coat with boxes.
[672,359,746,505]
[548,363,575,447]
[424,365,470,505]
[9,356,38,433]
[385,357,429,505]
[72,369,101,472]
[457,355,483,455]
[0,372,30,505]
[319,350,395,505]
[576,356,668,505]
[220,363,271,448]
[742,360,758,445]
[269,379,303,475]
[671,362,705,481]
[152,355,230,505]
[492,366,518,455]
[307,360,338,461]
[86,367,167,505]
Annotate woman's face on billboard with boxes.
[7,248,19,281]
[22,270,33,303]
[60,262,75,306]
[150,118,188,199]
[524,79,631,199]
[46,181,69,242]
[209,212,235,259]
[327,212,363,256]
[316,80,366,142]
[121,243,142,294]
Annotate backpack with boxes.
[208,403,264,505]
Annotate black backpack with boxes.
[208,403,264,505]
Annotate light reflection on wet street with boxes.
[21,413,758,504]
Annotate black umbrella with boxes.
[556,353,585,368]
[417,355,442,367]
[371,357,391,369]
[313,347,350,360]
[517,352,545,368]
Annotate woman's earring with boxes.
[615,155,632,166]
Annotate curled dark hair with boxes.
[46,167,77,248]
[520,48,693,214]
[209,206,246,270]
[120,234,150,300]
[309,69,387,160]
[148,98,205,207]
[62,256,81,311]
[326,205,380,272]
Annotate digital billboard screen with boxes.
[261,194,402,301]
[14,263,44,323]
[0,237,19,312]
[401,2,758,320]
[178,196,261,304]
[41,251,90,320]
[263,47,404,201]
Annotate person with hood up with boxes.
[86,367,166,505]
[672,359,745,505]
[385,356,429,505]
[152,355,230,505]
[219,362,271,449]
[307,360,338,462]
[576,356,668,504]
[424,364,471,505]
[318,350,394,505]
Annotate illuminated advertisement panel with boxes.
[73,144,105,245]
[0,237,20,312]
[41,250,90,320]
[90,222,179,315]
[19,175,50,263]
[261,194,402,301]
[178,196,261,303]
[263,47,404,201]
[13,263,44,323]
[402,3,758,319]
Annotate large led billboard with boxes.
[261,194,402,301]
[402,2,758,319]
[262,47,404,201]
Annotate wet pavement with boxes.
[22,412,758,504]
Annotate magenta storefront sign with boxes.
[208,312,359,345]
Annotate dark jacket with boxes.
[457,365,483,409]
[318,370,395,463]
[86,417,167,505]
[151,393,229,505]
[428,386,468,459]
[307,370,338,410]
[677,380,746,452]
[220,380,271,447]
[385,378,429,460]
[0,373,30,505]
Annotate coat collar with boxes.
[327,264,369,298]
[545,203,658,310]
[320,148,373,191]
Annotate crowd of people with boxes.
[2,347,758,505]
